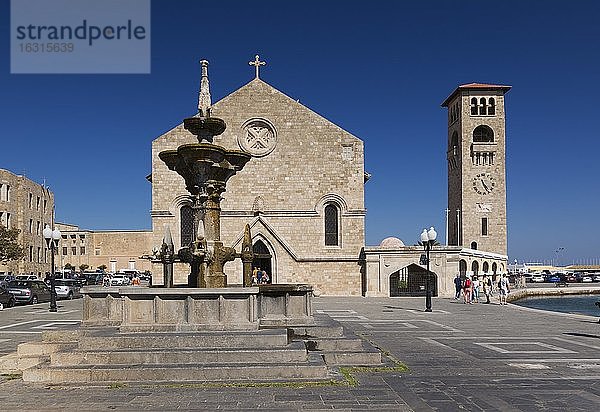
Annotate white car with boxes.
[531,274,545,283]
[581,275,593,283]
[110,275,130,286]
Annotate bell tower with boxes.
[442,83,511,255]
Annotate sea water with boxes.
[514,294,600,317]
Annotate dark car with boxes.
[0,274,16,288]
[0,286,16,308]
[565,273,577,283]
[7,280,52,304]
[83,273,103,286]
[548,273,567,283]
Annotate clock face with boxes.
[472,173,496,195]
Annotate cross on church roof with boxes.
[249,55,266,79]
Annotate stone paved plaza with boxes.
[2,293,600,410]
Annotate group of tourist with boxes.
[251,267,270,285]
[454,273,511,305]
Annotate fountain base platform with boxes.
[82,284,314,332]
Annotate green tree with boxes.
[97,264,107,271]
[0,224,24,263]
[64,263,75,271]
[79,264,89,273]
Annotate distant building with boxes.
[0,168,54,276]
[54,223,152,273]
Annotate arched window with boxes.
[459,259,467,277]
[450,131,458,149]
[180,205,195,247]
[470,98,478,115]
[479,97,487,115]
[472,260,479,276]
[492,262,498,275]
[470,241,478,250]
[473,125,494,143]
[324,204,339,246]
[488,98,496,115]
[483,261,489,273]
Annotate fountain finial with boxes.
[198,59,212,117]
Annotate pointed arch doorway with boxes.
[252,240,273,283]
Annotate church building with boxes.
[149,57,367,295]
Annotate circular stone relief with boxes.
[238,118,277,157]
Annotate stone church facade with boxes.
[150,66,366,295]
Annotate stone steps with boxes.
[77,329,289,350]
[51,341,308,366]
[24,355,329,384]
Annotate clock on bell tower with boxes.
[442,83,511,256]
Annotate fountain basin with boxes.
[81,284,314,332]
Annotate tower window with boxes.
[471,241,478,250]
[324,204,339,246]
[473,125,494,142]
[470,98,478,115]
[450,131,458,149]
[479,98,487,115]
[481,218,488,236]
[488,98,496,115]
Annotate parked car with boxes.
[0,286,16,308]
[110,274,130,286]
[565,273,578,283]
[593,273,600,282]
[581,275,593,283]
[7,280,52,304]
[547,274,562,283]
[82,272,103,286]
[0,275,16,288]
[531,273,545,283]
[16,275,39,281]
[54,279,83,300]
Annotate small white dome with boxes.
[379,237,405,248]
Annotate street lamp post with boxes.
[43,224,61,312]
[420,226,437,312]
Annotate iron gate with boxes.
[390,264,438,297]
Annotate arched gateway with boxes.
[389,264,438,297]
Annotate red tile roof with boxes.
[442,83,512,107]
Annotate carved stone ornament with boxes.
[238,118,277,157]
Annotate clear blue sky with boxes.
[1,0,599,265]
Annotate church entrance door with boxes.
[252,240,272,283]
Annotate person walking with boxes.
[482,274,492,304]
[498,273,510,305]
[463,275,472,304]
[453,274,462,300]
[472,276,480,303]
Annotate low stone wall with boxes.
[508,286,600,303]
[81,284,314,332]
